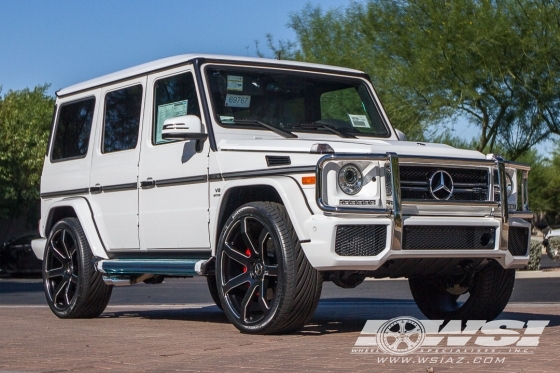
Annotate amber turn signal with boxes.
[302,176,316,185]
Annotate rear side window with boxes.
[51,98,96,161]
[102,85,143,153]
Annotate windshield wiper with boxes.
[230,119,297,138]
[291,123,356,139]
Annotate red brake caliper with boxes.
[243,248,251,273]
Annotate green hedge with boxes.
[520,240,542,271]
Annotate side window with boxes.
[153,72,200,145]
[103,85,143,153]
[51,98,95,161]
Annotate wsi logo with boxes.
[353,317,549,356]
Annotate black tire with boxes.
[43,218,112,318]
[409,261,515,321]
[207,275,223,310]
[216,202,322,334]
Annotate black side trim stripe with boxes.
[156,175,207,187]
[102,183,138,192]
[41,188,90,198]
[211,166,316,181]
[42,166,316,197]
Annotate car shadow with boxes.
[98,298,560,335]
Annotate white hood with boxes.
[218,138,485,159]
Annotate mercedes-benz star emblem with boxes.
[429,170,454,200]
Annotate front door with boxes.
[138,66,210,250]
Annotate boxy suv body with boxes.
[32,54,533,333]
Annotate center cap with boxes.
[253,262,264,277]
[429,170,454,200]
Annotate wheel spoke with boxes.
[258,278,270,311]
[264,264,278,277]
[258,230,271,258]
[223,243,250,266]
[61,230,71,259]
[240,217,257,255]
[45,267,65,279]
[67,243,77,258]
[222,272,251,294]
[54,279,69,301]
[50,241,67,263]
[402,336,416,349]
[241,281,258,321]
[64,281,72,305]
[70,274,78,284]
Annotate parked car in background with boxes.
[0,233,42,277]
[544,228,560,261]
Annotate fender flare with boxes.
[211,176,314,252]
[43,197,109,260]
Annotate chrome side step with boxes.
[96,258,213,286]
[97,258,207,276]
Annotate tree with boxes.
[265,0,560,159]
[0,85,54,222]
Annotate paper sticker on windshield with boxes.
[225,94,251,108]
[220,115,235,124]
[348,114,370,128]
[227,75,244,91]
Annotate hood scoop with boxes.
[266,155,291,167]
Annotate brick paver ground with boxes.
[1,300,559,373]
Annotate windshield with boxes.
[205,66,390,138]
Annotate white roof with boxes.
[57,54,365,97]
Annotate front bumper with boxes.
[301,215,531,271]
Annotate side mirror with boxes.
[395,129,407,141]
[161,115,207,141]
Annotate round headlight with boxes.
[338,164,363,195]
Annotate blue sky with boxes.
[0,0,554,152]
[0,0,351,95]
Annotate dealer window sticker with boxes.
[348,114,370,128]
[219,115,235,124]
[227,75,244,91]
[225,94,251,108]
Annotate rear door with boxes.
[89,77,146,250]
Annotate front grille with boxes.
[508,227,529,256]
[399,166,489,201]
[335,225,387,256]
[402,226,496,250]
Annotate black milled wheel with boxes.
[216,202,322,334]
[409,261,515,321]
[43,218,112,318]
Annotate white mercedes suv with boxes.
[32,54,532,334]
